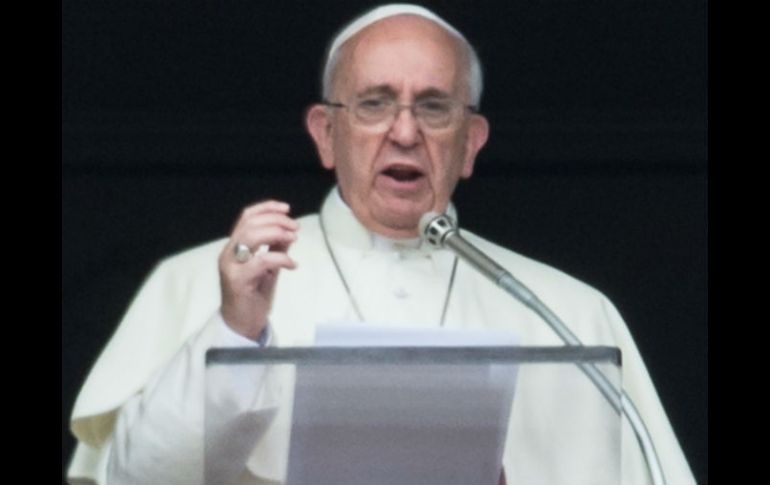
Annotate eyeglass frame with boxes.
[321,97,479,130]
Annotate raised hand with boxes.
[218,200,299,340]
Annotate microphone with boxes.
[419,212,539,310]
[418,211,668,485]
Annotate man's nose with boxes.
[387,105,421,147]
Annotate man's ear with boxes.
[460,113,490,179]
[305,104,335,170]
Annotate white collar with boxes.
[319,186,458,255]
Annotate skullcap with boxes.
[325,4,467,71]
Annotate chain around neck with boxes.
[318,212,458,326]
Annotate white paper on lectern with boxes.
[314,322,520,348]
[283,323,519,485]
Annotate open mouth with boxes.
[382,166,424,182]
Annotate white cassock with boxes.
[67,188,696,485]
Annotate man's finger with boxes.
[246,250,298,274]
[241,200,291,218]
[241,213,299,233]
[228,227,297,258]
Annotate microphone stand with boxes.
[421,213,667,485]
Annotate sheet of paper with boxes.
[284,324,519,485]
[314,322,520,347]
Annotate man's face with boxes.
[307,15,489,238]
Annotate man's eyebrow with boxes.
[356,85,397,98]
[414,88,452,100]
[355,86,452,99]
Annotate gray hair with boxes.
[321,4,484,107]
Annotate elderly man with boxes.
[67,4,695,485]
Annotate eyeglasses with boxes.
[323,97,478,130]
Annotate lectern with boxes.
[205,346,621,485]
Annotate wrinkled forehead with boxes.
[334,15,468,97]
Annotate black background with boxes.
[62,0,707,482]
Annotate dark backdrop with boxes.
[62,0,708,482]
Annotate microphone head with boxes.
[419,211,457,248]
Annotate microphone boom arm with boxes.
[420,212,667,485]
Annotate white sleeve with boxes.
[600,299,696,485]
[106,311,274,485]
